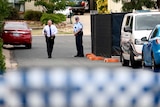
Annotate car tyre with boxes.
[120,52,129,66]
[25,44,32,49]
[130,50,141,68]
[142,52,147,68]
[151,53,159,69]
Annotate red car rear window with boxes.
[4,22,28,30]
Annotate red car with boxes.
[1,21,32,49]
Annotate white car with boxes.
[55,6,73,18]
[120,11,160,68]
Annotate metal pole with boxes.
[69,10,73,24]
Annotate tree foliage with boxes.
[113,0,157,12]
[0,0,10,21]
[96,0,109,14]
[40,13,66,24]
[7,7,19,20]
[24,10,42,21]
[0,0,8,72]
[34,0,68,13]
[0,37,5,73]
[0,21,5,72]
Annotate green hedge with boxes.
[40,13,66,24]
[6,6,19,20]
[24,10,42,21]
[0,38,5,73]
[0,21,5,73]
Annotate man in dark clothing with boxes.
[73,16,84,57]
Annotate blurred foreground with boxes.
[0,67,160,107]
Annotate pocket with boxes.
[51,36,55,39]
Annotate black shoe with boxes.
[79,55,84,57]
[48,56,52,58]
[74,55,84,57]
[74,55,79,57]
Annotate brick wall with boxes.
[25,1,43,12]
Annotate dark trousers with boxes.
[75,33,84,56]
[45,36,55,57]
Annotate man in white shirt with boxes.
[73,16,84,57]
[43,20,58,58]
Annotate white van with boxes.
[120,11,160,68]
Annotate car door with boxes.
[121,15,133,59]
[144,28,157,64]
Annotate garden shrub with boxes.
[0,21,5,73]
[24,10,42,21]
[40,13,66,24]
[6,6,19,20]
[0,38,5,73]
[56,13,66,21]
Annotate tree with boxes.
[34,0,69,13]
[0,0,10,21]
[0,0,8,72]
[0,38,5,73]
[96,0,109,14]
[113,0,156,12]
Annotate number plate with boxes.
[13,33,20,37]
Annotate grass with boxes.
[31,29,42,35]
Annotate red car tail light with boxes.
[156,39,160,44]
[4,31,9,33]
[81,1,85,6]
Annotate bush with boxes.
[56,13,66,21]
[24,10,42,21]
[0,21,5,73]
[40,13,66,24]
[0,38,5,73]
[6,6,19,20]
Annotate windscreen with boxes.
[135,14,160,30]
[4,22,28,30]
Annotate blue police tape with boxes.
[0,67,160,107]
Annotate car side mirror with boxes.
[124,26,132,33]
[141,37,148,41]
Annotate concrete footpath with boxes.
[2,47,17,70]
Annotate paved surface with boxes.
[2,13,91,70]
[6,36,122,69]
[3,46,17,70]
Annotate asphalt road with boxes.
[10,35,124,69]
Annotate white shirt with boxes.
[73,22,83,33]
[43,25,58,37]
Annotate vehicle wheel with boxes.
[130,51,141,68]
[151,53,159,70]
[25,44,32,49]
[120,52,129,66]
[142,53,147,68]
